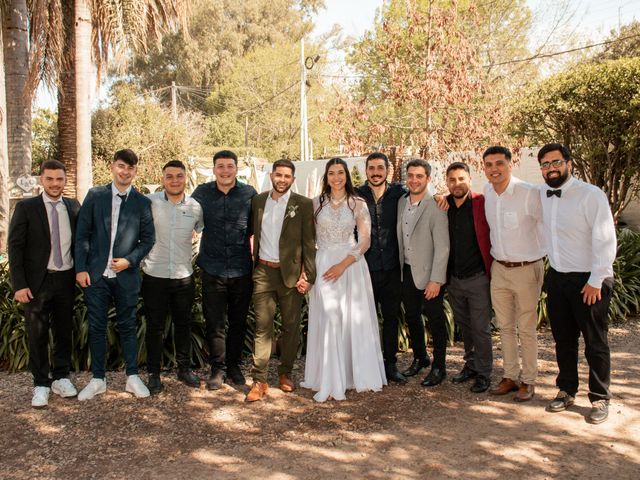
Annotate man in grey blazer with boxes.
[397,159,450,386]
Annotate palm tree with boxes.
[2,0,31,179]
[27,0,191,199]
[0,24,10,253]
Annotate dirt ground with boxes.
[1,321,639,480]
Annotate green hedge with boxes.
[1,227,638,373]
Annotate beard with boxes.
[544,169,569,188]
[368,176,385,187]
[272,182,292,193]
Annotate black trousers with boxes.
[201,270,253,369]
[23,269,75,387]
[142,273,195,374]
[370,268,402,365]
[545,268,612,402]
[447,272,493,377]
[402,264,448,369]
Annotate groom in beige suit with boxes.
[246,159,317,402]
[397,159,450,387]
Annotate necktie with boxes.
[50,201,63,269]
[546,189,562,198]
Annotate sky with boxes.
[312,0,640,39]
[35,0,640,110]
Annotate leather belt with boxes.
[496,258,542,268]
[258,259,281,268]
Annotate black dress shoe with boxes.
[421,367,446,387]
[402,357,431,377]
[452,366,477,384]
[206,368,225,390]
[385,364,408,384]
[147,373,164,395]
[470,375,490,393]
[177,369,201,388]
[226,365,246,385]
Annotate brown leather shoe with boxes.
[279,374,295,393]
[489,377,519,395]
[245,382,268,402]
[514,383,535,402]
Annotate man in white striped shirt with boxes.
[537,143,616,424]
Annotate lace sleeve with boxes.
[351,197,371,260]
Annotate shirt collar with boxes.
[42,191,63,204]
[268,189,291,204]
[163,191,186,204]
[111,183,132,198]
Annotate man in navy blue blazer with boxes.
[75,149,155,401]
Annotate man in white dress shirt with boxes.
[482,146,545,402]
[537,143,616,424]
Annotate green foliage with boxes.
[204,41,337,160]
[92,82,207,188]
[510,58,640,220]
[3,229,638,372]
[350,166,363,187]
[31,109,59,172]
[610,228,640,321]
[594,21,640,62]
[129,0,323,94]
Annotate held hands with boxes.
[581,283,602,306]
[14,288,33,304]
[76,271,91,288]
[296,272,311,294]
[424,281,441,300]
[111,258,130,273]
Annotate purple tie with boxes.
[51,201,63,269]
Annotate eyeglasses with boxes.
[539,159,566,170]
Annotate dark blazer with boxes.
[75,183,155,287]
[251,191,317,287]
[8,194,81,294]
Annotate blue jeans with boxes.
[84,276,140,378]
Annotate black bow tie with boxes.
[546,189,562,198]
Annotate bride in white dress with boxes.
[301,158,387,402]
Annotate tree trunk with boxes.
[59,0,77,198]
[0,24,10,253]
[2,0,32,179]
[75,0,92,201]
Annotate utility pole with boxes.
[244,115,249,149]
[171,81,177,121]
[300,39,309,162]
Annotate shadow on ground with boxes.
[1,321,639,479]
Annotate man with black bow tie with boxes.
[538,143,616,424]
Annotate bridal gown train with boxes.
[301,196,387,402]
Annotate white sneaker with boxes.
[125,374,150,398]
[32,386,50,408]
[78,378,107,401]
[51,378,78,398]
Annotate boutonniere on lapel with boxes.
[286,205,299,218]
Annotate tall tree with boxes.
[2,0,31,179]
[205,41,335,160]
[511,58,640,220]
[0,23,10,253]
[27,0,191,199]
[329,0,511,167]
[129,0,323,96]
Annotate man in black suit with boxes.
[75,149,155,401]
[8,160,81,408]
